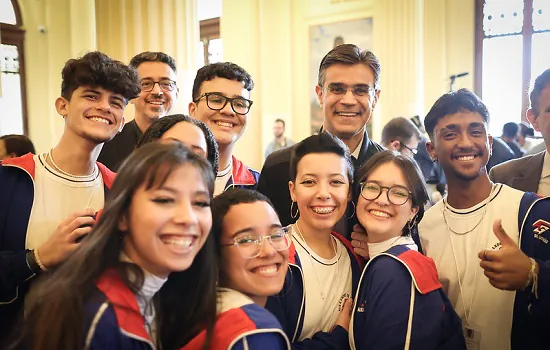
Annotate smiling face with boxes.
[357,162,418,243]
[55,86,126,144]
[160,121,208,159]
[120,163,212,277]
[289,152,350,234]
[220,201,289,305]
[133,62,178,124]
[189,77,250,149]
[316,63,379,141]
[427,111,492,182]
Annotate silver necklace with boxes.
[216,159,232,178]
[442,184,495,235]
[293,221,338,300]
[47,149,98,179]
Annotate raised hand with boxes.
[37,208,97,269]
[351,224,369,259]
[478,219,533,291]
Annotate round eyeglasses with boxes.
[360,181,412,206]
[194,92,253,115]
[140,79,177,92]
[221,225,291,259]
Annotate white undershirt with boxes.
[419,184,523,350]
[26,154,105,250]
[537,151,550,196]
[25,154,105,309]
[122,253,167,343]
[367,235,417,258]
[292,230,352,340]
[214,162,232,196]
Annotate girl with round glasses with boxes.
[183,189,291,349]
[11,142,218,350]
[350,150,465,350]
[266,132,363,349]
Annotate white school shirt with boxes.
[419,184,523,350]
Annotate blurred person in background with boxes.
[0,134,35,160]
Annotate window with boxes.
[0,0,28,136]
[198,0,222,67]
[475,0,550,135]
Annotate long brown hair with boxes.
[11,142,217,350]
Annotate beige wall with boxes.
[222,0,475,170]
[18,0,97,152]
[17,0,475,168]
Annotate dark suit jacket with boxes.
[488,151,545,193]
[257,131,385,237]
[98,120,143,171]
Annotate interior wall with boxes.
[17,0,475,164]
[18,0,97,152]
[95,0,199,121]
[222,0,475,170]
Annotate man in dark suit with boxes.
[257,44,385,236]
[489,69,550,195]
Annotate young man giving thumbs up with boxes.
[418,89,550,350]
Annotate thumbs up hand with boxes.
[478,219,532,291]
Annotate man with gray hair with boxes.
[98,51,179,170]
[258,44,384,233]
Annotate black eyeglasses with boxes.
[399,141,418,155]
[194,92,253,115]
[360,181,412,206]
[221,225,291,259]
[140,79,177,92]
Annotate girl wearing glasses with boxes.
[11,143,218,350]
[266,132,363,349]
[183,189,291,349]
[350,150,465,350]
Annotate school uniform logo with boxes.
[533,219,550,243]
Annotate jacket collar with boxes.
[512,151,545,193]
[2,152,116,188]
[231,156,256,185]
[288,229,363,268]
[96,270,154,346]
[2,152,36,177]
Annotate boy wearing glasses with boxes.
[189,62,258,196]
[98,51,179,171]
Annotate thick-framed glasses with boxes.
[221,225,291,259]
[360,181,412,206]
[140,79,177,92]
[194,92,253,115]
[399,141,418,155]
[326,84,374,97]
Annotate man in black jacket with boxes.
[258,44,384,237]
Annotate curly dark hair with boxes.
[192,62,254,100]
[137,114,219,174]
[60,51,140,102]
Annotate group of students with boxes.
[1,43,550,350]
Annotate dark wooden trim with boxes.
[1,1,28,136]
[474,0,485,97]
[11,0,23,26]
[200,17,220,40]
[521,0,534,122]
